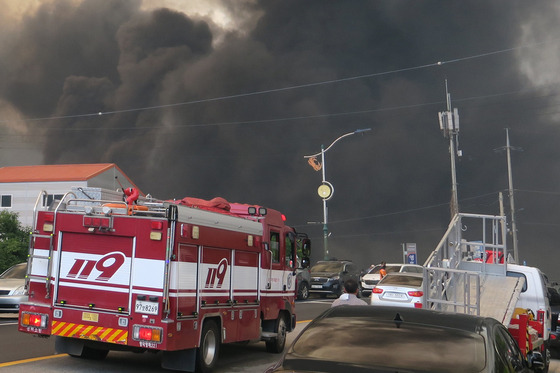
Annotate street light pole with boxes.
[320,144,329,260]
[304,128,371,261]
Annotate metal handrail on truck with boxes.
[423,213,509,315]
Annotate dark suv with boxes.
[309,260,361,297]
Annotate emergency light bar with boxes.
[247,207,267,216]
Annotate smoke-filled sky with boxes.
[2,0,560,278]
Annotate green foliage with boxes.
[0,210,29,273]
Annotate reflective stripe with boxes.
[52,321,128,345]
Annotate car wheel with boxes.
[266,315,287,353]
[196,320,220,373]
[297,281,309,300]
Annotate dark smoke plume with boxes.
[1,0,560,277]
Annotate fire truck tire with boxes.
[196,320,220,372]
[297,281,310,300]
[265,315,287,353]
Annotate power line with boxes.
[1,38,557,126]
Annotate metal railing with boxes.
[423,213,508,314]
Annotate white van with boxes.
[506,264,551,342]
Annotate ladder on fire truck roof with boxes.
[423,213,524,325]
[25,190,78,298]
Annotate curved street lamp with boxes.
[304,128,371,260]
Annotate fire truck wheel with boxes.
[196,320,220,372]
[297,281,310,300]
[266,315,287,353]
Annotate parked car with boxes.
[0,262,27,312]
[265,305,546,373]
[360,262,423,296]
[370,272,424,308]
[309,260,361,298]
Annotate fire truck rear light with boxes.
[133,325,163,343]
[248,235,254,246]
[248,207,256,215]
[44,212,54,223]
[151,221,163,230]
[281,214,286,221]
[21,312,48,328]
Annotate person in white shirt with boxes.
[331,278,368,307]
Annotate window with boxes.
[493,325,526,372]
[285,232,296,267]
[507,271,528,292]
[43,194,64,208]
[270,232,280,263]
[1,195,12,208]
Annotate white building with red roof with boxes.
[0,163,140,227]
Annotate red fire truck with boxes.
[18,187,310,372]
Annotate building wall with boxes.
[0,168,136,228]
[0,181,88,228]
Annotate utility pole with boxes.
[494,128,522,264]
[438,80,461,218]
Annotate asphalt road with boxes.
[0,298,331,372]
[3,300,560,372]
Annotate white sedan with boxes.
[370,272,424,308]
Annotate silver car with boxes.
[0,262,27,312]
[370,272,424,308]
[360,263,423,297]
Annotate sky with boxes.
[1,0,560,278]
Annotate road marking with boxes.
[0,354,66,368]
[0,322,18,326]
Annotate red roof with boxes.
[0,164,121,183]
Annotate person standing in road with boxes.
[379,262,387,280]
[331,278,368,307]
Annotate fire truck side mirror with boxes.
[301,239,311,257]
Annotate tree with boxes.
[0,210,29,273]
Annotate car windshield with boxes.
[367,265,401,275]
[311,262,343,273]
[379,274,423,287]
[286,317,486,372]
[0,263,27,279]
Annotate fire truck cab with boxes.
[18,187,309,372]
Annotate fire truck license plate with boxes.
[135,300,159,315]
